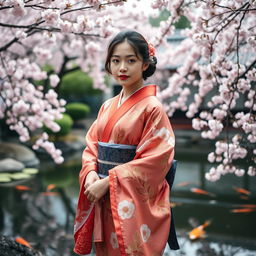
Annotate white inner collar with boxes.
[118,85,148,107]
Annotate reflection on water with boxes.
[0,144,256,255]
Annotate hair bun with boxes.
[143,55,157,80]
[150,56,157,65]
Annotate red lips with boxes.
[119,75,129,80]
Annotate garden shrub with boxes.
[44,114,73,137]
[65,102,90,121]
[60,70,102,97]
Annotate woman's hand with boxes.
[84,170,99,191]
[84,177,109,203]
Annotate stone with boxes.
[0,235,42,256]
[0,158,25,173]
[0,142,39,167]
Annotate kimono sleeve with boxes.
[74,104,105,255]
[110,103,175,190]
[79,120,98,185]
[79,103,105,185]
[108,103,175,255]
[134,104,175,186]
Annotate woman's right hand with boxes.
[84,170,99,191]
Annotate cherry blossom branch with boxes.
[61,0,126,16]
[155,0,185,47]
[0,0,125,52]
[200,0,233,10]
[202,2,250,33]
[234,59,256,84]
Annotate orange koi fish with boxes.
[176,182,190,187]
[189,220,211,240]
[230,208,256,213]
[190,187,215,196]
[233,187,251,195]
[41,191,59,196]
[15,236,32,248]
[46,184,56,191]
[240,204,256,208]
[239,195,249,200]
[15,185,31,191]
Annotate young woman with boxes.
[74,30,178,256]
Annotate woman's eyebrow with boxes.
[111,54,136,58]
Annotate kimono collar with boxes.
[118,85,148,108]
[101,84,157,143]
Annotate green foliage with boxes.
[65,102,90,121]
[174,16,191,29]
[149,9,170,27]
[60,70,102,97]
[43,114,73,137]
[42,64,55,73]
[149,9,190,29]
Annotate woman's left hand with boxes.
[84,177,109,203]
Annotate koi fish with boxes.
[15,236,32,248]
[230,208,256,213]
[15,185,31,191]
[239,195,249,200]
[189,220,211,240]
[46,184,56,191]
[41,191,59,196]
[240,204,256,208]
[176,182,190,187]
[190,187,215,197]
[233,187,251,195]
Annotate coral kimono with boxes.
[74,85,175,256]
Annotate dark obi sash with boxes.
[97,142,180,250]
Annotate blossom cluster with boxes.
[0,0,156,163]
[0,56,66,162]
[156,0,256,180]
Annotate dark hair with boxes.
[105,30,157,80]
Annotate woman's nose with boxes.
[119,62,127,72]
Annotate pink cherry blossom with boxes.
[49,74,60,88]
[41,9,60,26]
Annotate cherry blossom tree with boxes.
[150,0,256,180]
[0,0,155,163]
[0,0,255,181]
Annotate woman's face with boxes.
[109,40,149,90]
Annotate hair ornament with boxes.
[148,43,156,57]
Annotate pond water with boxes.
[0,139,256,256]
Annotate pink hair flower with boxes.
[148,43,155,57]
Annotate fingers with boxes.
[84,184,97,203]
[85,192,98,204]
[84,182,91,191]
[84,176,99,191]
[87,195,95,203]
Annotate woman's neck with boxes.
[119,83,146,107]
[122,81,144,100]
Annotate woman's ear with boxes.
[142,62,149,71]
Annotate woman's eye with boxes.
[111,59,119,63]
[128,59,136,63]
